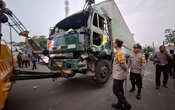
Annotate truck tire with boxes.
[95,59,112,84]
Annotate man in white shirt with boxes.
[112,39,131,110]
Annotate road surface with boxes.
[4,62,175,110]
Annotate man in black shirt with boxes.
[153,46,170,89]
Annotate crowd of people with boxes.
[112,39,175,110]
[17,52,38,70]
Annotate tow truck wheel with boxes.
[94,59,111,84]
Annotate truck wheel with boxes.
[95,60,111,84]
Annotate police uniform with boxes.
[112,48,130,108]
[128,53,146,96]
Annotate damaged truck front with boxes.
[48,7,113,84]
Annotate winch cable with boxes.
[7,13,28,36]
[7,13,42,51]
[7,13,66,77]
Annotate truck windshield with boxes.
[51,11,89,35]
[54,37,65,46]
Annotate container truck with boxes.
[47,0,135,83]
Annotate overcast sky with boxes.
[2,0,175,47]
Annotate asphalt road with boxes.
[4,62,175,110]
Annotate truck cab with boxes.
[48,7,113,84]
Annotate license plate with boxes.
[68,44,76,49]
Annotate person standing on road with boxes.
[17,52,22,68]
[144,52,149,63]
[37,55,40,63]
[27,53,31,67]
[32,53,37,70]
[112,39,131,110]
[22,52,28,68]
[128,44,146,100]
[153,45,170,89]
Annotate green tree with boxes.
[15,42,26,47]
[164,29,175,46]
[14,42,26,51]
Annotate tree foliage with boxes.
[14,42,25,47]
[10,35,48,51]
[13,41,26,51]
[164,29,175,46]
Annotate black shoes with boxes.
[111,103,122,109]
[163,84,168,88]
[129,88,135,93]
[130,88,141,100]
[156,86,160,90]
[112,103,131,110]
[156,85,168,89]
[136,94,141,100]
[123,104,132,110]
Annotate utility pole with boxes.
[65,0,69,17]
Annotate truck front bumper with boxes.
[49,59,87,71]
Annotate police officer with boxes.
[112,39,131,110]
[128,44,146,100]
[32,53,37,70]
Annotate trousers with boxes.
[156,64,169,86]
[113,79,128,105]
[130,72,142,94]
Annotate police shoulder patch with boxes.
[142,54,146,63]
[117,52,125,64]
